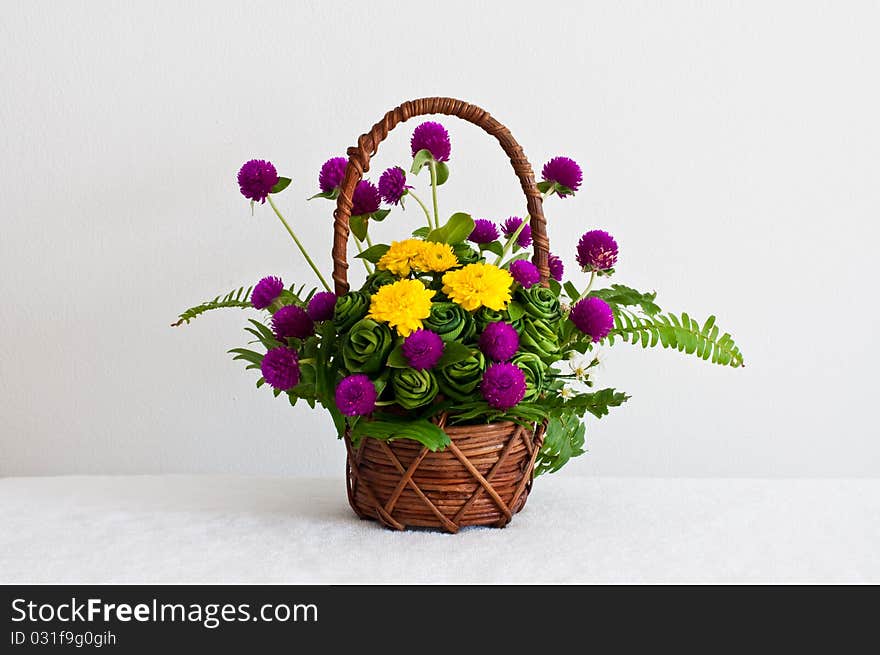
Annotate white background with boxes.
[1,0,878,479]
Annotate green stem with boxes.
[576,271,596,302]
[353,238,374,274]
[428,160,440,229]
[494,218,529,266]
[266,196,331,292]
[407,190,434,231]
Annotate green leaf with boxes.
[481,241,504,257]
[410,148,434,174]
[435,161,449,185]
[355,243,390,263]
[535,413,586,476]
[564,281,581,302]
[371,209,391,222]
[506,301,525,322]
[350,214,368,241]
[172,285,253,326]
[386,345,409,368]
[307,189,339,201]
[435,342,473,368]
[411,226,431,238]
[427,212,475,245]
[536,180,554,194]
[350,415,451,451]
[269,177,291,194]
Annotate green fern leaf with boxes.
[172,286,254,326]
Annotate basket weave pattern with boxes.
[333,97,549,532]
[346,420,546,533]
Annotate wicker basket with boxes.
[332,97,551,532]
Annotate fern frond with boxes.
[172,286,253,326]
[604,307,744,367]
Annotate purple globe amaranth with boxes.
[318,157,347,194]
[479,321,520,362]
[307,291,337,322]
[335,374,377,416]
[351,180,381,216]
[410,121,451,162]
[548,253,564,282]
[481,362,527,410]
[541,156,583,198]
[252,276,284,310]
[401,329,445,370]
[378,167,411,205]
[468,219,500,244]
[237,159,278,203]
[509,260,540,288]
[576,230,618,272]
[272,305,315,340]
[501,216,532,249]
[570,296,614,342]
[261,347,300,391]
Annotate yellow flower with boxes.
[377,239,425,277]
[442,263,513,312]
[414,241,458,273]
[367,278,436,336]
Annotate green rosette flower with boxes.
[391,367,439,409]
[341,318,394,375]
[453,242,481,265]
[360,270,396,295]
[511,352,547,402]
[474,307,523,333]
[333,291,369,333]
[436,351,485,401]
[515,285,561,322]
[519,317,560,364]
[424,302,476,343]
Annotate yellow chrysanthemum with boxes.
[367,278,436,336]
[441,263,513,312]
[414,241,458,273]
[377,239,425,277]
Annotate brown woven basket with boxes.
[333,97,550,533]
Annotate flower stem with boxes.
[494,218,529,266]
[575,271,596,302]
[407,190,434,231]
[353,238,374,274]
[266,196,331,292]
[428,160,440,229]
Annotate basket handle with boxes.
[332,97,549,294]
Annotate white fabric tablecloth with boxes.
[1,475,877,584]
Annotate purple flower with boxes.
[479,322,520,362]
[272,305,315,340]
[351,180,381,216]
[335,374,377,416]
[237,159,278,203]
[378,167,411,205]
[481,362,527,410]
[509,260,540,288]
[261,347,300,391]
[319,157,347,194]
[411,121,451,162]
[307,291,337,322]
[468,219,500,244]
[252,276,284,310]
[576,230,618,272]
[501,217,532,249]
[569,297,614,342]
[548,253,564,282]
[541,156,583,197]
[401,329,445,370]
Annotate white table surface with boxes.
[1,475,877,584]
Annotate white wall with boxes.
[1,1,878,478]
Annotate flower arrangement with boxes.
[175,114,743,482]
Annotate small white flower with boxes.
[558,386,575,400]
